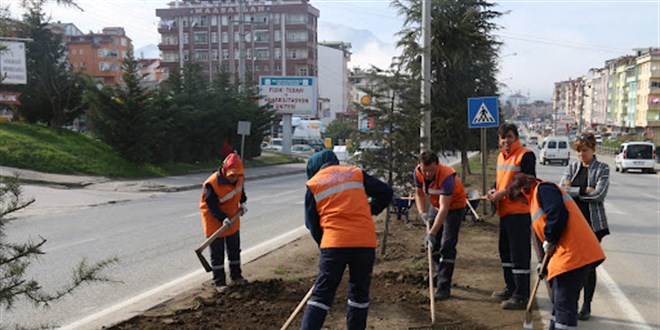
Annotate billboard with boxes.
[0,41,27,85]
[259,76,317,115]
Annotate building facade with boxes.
[317,41,351,126]
[156,0,319,84]
[635,48,660,129]
[66,27,133,85]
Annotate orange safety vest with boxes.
[306,165,376,249]
[529,183,605,280]
[496,140,532,216]
[415,164,467,210]
[199,172,244,238]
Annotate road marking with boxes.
[46,238,97,253]
[249,188,305,202]
[604,203,626,215]
[640,192,657,200]
[60,226,307,330]
[184,212,198,218]
[597,266,653,329]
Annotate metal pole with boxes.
[420,0,432,152]
[481,128,487,214]
[579,80,584,133]
[238,0,246,89]
[240,134,246,159]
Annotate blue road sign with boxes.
[468,97,499,128]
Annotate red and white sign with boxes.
[0,91,21,105]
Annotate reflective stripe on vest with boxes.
[496,165,521,171]
[347,299,370,309]
[313,181,365,203]
[200,172,243,238]
[415,164,466,210]
[219,184,243,203]
[530,183,605,280]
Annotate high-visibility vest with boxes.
[415,163,467,210]
[306,165,376,249]
[530,183,605,280]
[496,140,532,216]
[200,172,244,238]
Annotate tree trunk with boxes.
[460,149,468,184]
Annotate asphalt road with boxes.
[2,174,309,328]
[531,147,659,329]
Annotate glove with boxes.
[223,218,232,227]
[240,203,247,216]
[543,241,556,255]
[536,262,547,280]
[420,213,431,224]
[425,233,437,249]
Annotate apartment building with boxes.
[156,0,319,84]
[66,27,133,85]
[317,41,351,126]
[635,48,660,130]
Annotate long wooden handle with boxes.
[280,284,315,330]
[425,220,436,324]
[466,198,480,220]
[524,251,552,323]
[194,211,241,272]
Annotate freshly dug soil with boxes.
[108,206,544,329]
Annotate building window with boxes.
[222,32,229,43]
[183,33,189,44]
[275,64,281,71]
[98,49,119,58]
[211,16,218,26]
[245,31,251,42]
[182,17,189,27]
[222,49,229,59]
[163,52,178,62]
[286,14,307,24]
[255,48,269,59]
[274,30,281,42]
[246,48,252,59]
[296,65,308,76]
[252,13,268,23]
[272,13,280,24]
[254,30,269,42]
[286,30,308,42]
[212,49,219,60]
[194,32,208,44]
[195,50,208,61]
[234,49,240,59]
[255,64,260,72]
[274,48,281,59]
[221,15,228,26]
[264,64,270,72]
[212,32,218,43]
[234,32,239,42]
[287,48,308,59]
[72,49,77,55]
[121,38,127,46]
[162,34,178,45]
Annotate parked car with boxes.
[594,134,603,144]
[291,144,314,155]
[615,141,656,173]
[529,136,538,145]
[519,135,528,147]
[267,138,283,152]
[538,136,570,166]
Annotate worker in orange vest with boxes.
[488,123,536,310]
[199,152,249,293]
[301,150,393,330]
[414,150,467,301]
[506,173,605,330]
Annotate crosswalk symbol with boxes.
[472,103,496,124]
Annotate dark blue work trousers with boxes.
[549,264,589,330]
[429,208,465,293]
[209,230,242,286]
[300,247,375,330]
[499,213,531,300]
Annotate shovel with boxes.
[523,250,552,329]
[194,211,242,272]
[424,218,436,324]
[280,284,315,330]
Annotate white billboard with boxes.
[259,76,317,115]
[0,41,27,85]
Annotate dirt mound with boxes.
[108,210,544,330]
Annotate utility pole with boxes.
[579,80,585,133]
[238,0,246,89]
[420,0,432,152]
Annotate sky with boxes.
[6,0,659,101]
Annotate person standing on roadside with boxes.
[301,150,392,330]
[200,152,249,293]
[505,173,605,330]
[488,123,536,310]
[559,132,610,321]
[414,150,467,301]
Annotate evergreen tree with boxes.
[392,0,503,182]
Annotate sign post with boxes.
[237,121,251,161]
[468,97,499,214]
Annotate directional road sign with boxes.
[468,96,499,128]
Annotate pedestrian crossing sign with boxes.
[468,97,499,128]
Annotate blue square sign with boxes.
[468,97,499,128]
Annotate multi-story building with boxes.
[138,58,168,89]
[634,48,660,137]
[156,0,319,84]
[66,27,133,85]
[588,67,609,128]
[317,41,351,126]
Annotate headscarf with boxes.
[221,153,244,177]
[306,150,339,179]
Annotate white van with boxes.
[615,141,656,173]
[538,136,571,166]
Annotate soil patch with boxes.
[107,207,544,329]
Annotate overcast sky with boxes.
[7,0,659,101]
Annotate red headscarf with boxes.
[222,153,244,177]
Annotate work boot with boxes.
[500,297,527,310]
[215,285,229,293]
[491,288,512,301]
[434,290,450,301]
[231,276,249,286]
[578,303,591,321]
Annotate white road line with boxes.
[597,266,653,329]
[45,238,97,253]
[640,192,658,200]
[60,226,307,330]
[249,188,305,202]
[183,212,198,218]
[604,202,626,215]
